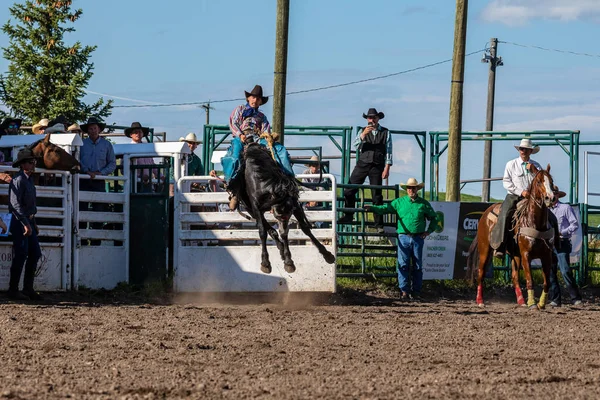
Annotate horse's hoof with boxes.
[477,302,485,308]
[324,252,336,264]
[528,304,539,310]
[261,264,272,274]
[537,304,546,310]
[284,262,296,273]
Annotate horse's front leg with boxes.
[293,206,335,264]
[511,255,526,306]
[277,218,295,273]
[537,252,552,309]
[520,251,537,308]
[255,211,272,274]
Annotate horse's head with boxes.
[531,164,555,207]
[272,197,295,222]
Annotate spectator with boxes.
[548,186,583,307]
[125,122,155,193]
[67,123,82,135]
[339,108,392,233]
[79,117,116,245]
[179,133,204,176]
[366,177,438,300]
[31,118,49,134]
[302,155,322,208]
[7,148,43,300]
[0,117,22,163]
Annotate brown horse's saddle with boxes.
[487,199,554,242]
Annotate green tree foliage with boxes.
[0,0,112,124]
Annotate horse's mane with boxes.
[513,169,553,229]
[242,144,299,200]
[27,139,43,150]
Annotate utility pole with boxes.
[200,102,214,125]
[481,38,502,202]
[273,0,290,144]
[446,0,469,202]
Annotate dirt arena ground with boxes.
[1,289,600,399]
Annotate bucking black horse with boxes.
[231,142,336,274]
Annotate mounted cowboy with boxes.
[222,84,294,210]
[490,138,542,258]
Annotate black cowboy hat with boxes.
[362,108,385,119]
[12,148,36,168]
[244,85,268,105]
[0,117,22,130]
[124,122,150,138]
[80,116,106,133]
[48,115,70,127]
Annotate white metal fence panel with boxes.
[0,168,72,291]
[73,174,129,289]
[174,174,337,293]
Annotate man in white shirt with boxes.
[490,138,542,257]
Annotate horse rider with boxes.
[222,84,294,210]
[490,138,542,258]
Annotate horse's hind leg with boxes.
[511,256,526,306]
[293,207,335,264]
[277,218,295,273]
[476,243,491,307]
[537,254,552,309]
[255,212,272,274]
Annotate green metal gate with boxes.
[128,161,171,285]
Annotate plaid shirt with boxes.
[229,104,271,138]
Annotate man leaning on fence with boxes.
[365,178,438,300]
[79,117,116,244]
[7,149,43,300]
[339,108,392,233]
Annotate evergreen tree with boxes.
[0,0,112,124]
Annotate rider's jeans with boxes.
[397,233,424,294]
[222,136,244,182]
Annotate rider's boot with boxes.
[229,195,238,211]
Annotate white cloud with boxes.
[481,0,600,25]
[495,115,600,132]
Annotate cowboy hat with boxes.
[244,85,268,105]
[514,138,540,154]
[362,108,385,119]
[67,123,82,133]
[552,185,567,199]
[179,132,201,144]
[0,117,22,130]
[80,117,106,133]
[12,148,36,168]
[32,118,49,134]
[45,115,69,133]
[305,155,320,167]
[400,177,425,190]
[45,123,67,134]
[124,122,150,138]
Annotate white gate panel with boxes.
[0,168,72,291]
[73,174,129,289]
[174,175,337,293]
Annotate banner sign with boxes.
[422,202,460,280]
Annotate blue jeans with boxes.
[9,216,42,292]
[549,238,581,304]
[397,234,424,294]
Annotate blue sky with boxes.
[1,0,599,200]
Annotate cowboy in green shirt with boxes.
[366,178,438,300]
[180,133,204,176]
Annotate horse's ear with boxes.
[43,131,51,144]
[546,164,551,173]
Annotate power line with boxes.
[499,40,600,58]
[112,49,485,109]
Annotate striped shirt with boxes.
[550,201,579,239]
[229,104,271,138]
[502,157,542,196]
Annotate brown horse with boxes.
[28,131,81,173]
[467,165,556,309]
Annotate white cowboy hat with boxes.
[514,138,540,154]
[400,177,425,190]
[45,123,67,133]
[179,132,201,144]
[67,123,82,133]
[32,118,49,134]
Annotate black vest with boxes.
[359,126,388,165]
